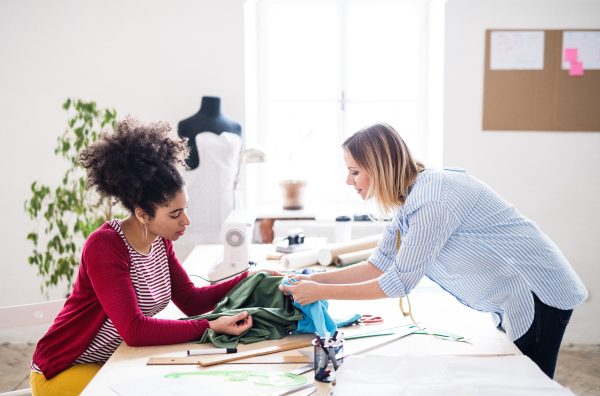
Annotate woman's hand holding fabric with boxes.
[285,274,312,282]
[280,274,312,296]
[278,279,322,305]
[208,311,253,336]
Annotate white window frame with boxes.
[244,0,445,208]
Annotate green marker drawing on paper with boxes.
[164,371,307,387]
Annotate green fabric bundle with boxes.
[181,272,304,348]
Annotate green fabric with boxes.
[181,272,304,348]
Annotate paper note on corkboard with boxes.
[490,31,545,70]
[561,31,600,70]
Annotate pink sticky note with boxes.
[564,48,578,62]
[569,61,584,76]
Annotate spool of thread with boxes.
[317,234,381,266]
[334,248,375,267]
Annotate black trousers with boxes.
[513,293,573,379]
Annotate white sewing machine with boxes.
[207,209,256,282]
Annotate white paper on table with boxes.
[110,374,224,396]
[490,31,545,70]
[561,31,600,69]
[331,355,576,396]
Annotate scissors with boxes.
[360,314,383,325]
[343,314,384,326]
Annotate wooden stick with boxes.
[450,354,515,358]
[342,327,416,359]
[148,355,311,365]
[197,339,314,367]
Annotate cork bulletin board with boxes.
[482,29,600,132]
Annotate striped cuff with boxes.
[30,360,43,374]
[377,268,406,298]
[368,248,396,273]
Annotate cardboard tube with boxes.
[334,248,375,267]
[317,234,381,266]
[280,249,319,269]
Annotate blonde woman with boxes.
[279,122,587,379]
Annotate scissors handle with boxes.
[361,314,384,324]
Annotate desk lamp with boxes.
[233,146,267,209]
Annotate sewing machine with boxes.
[207,209,256,282]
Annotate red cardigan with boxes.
[32,223,247,380]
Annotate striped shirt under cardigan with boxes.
[369,167,587,341]
[31,220,247,379]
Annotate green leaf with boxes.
[26,232,38,246]
[63,98,71,110]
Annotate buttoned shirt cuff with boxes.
[368,248,396,273]
[376,268,406,298]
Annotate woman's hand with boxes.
[280,274,312,296]
[247,269,285,277]
[278,279,323,306]
[285,274,312,282]
[208,311,253,335]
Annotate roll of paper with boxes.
[334,248,376,267]
[317,234,382,266]
[281,249,320,269]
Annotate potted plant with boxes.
[24,99,122,296]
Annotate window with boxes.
[245,0,444,207]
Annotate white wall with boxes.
[444,0,600,344]
[0,0,245,342]
[2,0,597,346]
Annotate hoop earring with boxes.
[142,222,148,242]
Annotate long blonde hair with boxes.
[342,123,425,216]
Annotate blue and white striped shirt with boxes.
[369,168,587,341]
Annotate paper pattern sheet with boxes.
[110,374,224,396]
[333,355,576,396]
[562,31,600,70]
[490,31,545,70]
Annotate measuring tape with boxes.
[396,229,470,343]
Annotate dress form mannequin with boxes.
[175,96,242,245]
[178,96,242,170]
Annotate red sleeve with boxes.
[165,239,248,317]
[84,231,210,347]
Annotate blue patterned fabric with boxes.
[368,167,587,341]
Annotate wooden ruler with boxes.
[197,339,314,367]
[147,354,311,365]
[451,354,515,358]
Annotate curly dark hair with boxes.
[79,115,190,219]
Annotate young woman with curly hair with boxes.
[29,116,280,396]
[280,122,587,379]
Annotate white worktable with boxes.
[81,244,521,396]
